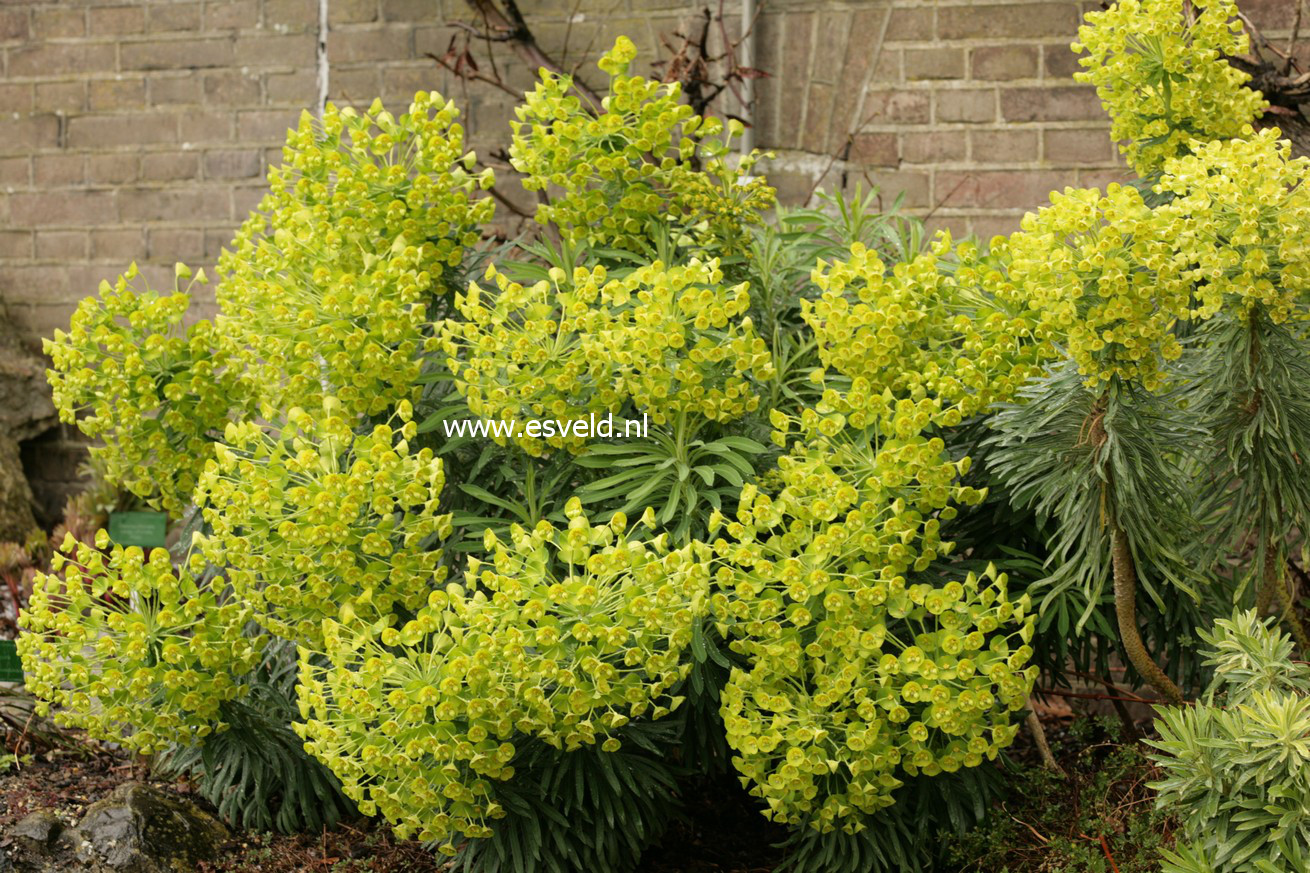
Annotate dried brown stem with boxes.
[1025,707,1066,776]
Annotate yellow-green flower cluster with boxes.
[1073,0,1265,176]
[194,400,451,647]
[440,258,773,455]
[1008,183,1190,391]
[510,37,775,255]
[439,263,624,455]
[1153,127,1310,323]
[43,264,246,515]
[607,259,774,425]
[796,237,1051,440]
[711,431,1037,832]
[295,501,709,852]
[18,533,259,753]
[217,91,494,419]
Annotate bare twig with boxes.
[1286,0,1304,76]
[464,0,602,108]
[653,3,767,121]
[429,36,519,99]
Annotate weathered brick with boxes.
[935,170,1068,209]
[0,268,71,307]
[149,74,202,105]
[9,191,117,226]
[88,6,146,35]
[231,184,267,218]
[0,231,32,259]
[203,148,261,179]
[0,84,32,113]
[811,10,851,86]
[379,67,435,103]
[204,228,232,259]
[1001,86,1103,122]
[141,151,200,181]
[233,34,316,66]
[939,4,1080,40]
[36,231,89,260]
[328,0,380,25]
[147,2,201,32]
[777,11,814,147]
[862,89,932,125]
[33,154,84,186]
[179,110,235,143]
[34,81,86,112]
[885,7,932,41]
[265,69,316,103]
[91,228,145,258]
[68,113,177,148]
[971,215,1025,240]
[972,45,1039,80]
[1045,128,1114,164]
[801,82,834,153]
[380,0,436,20]
[33,7,85,39]
[1242,0,1299,31]
[903,131,966,163]
[1044,43,1084,79]
[866,170,930,209]
[204,0,259,31]
[86,153,140,185]
[828,8,889,148]
[119,188,229,221]
[89,77,147,110]
[766,167,818,205]
[201,70,261,105]
[237,109,298,141]
[121,37,233,70]
[1075,168,1134,190]
[9,43,117,77]
[1,115,60,152]
[971,129,1040,163]
[327,26,412,63]
[328,67,382,103]
[147,227,205,260]
[923,216,971,242]
[905,48,964,80]
[936,89,996,123]
[850,132,899,167]
[0,157,29,186]
[0,9,29,42]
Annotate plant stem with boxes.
[1110,520,1184,706]
[1267,546,1310,653]
[1024,705,1065,776]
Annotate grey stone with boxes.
[6,811,65,858]
[0,347,56,445]
[0,437,38,544]
[71,782,229,872]
[1,783,229,873]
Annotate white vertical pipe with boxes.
[740,0,755,158]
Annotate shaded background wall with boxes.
[0,0,1296,512]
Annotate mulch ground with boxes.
[0,719,787,873]
[0,689,1165,873]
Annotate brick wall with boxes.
[0,0,1296,348]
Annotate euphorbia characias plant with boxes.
[20,0,1310,867]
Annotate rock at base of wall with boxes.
[0,782,230,873]
[0,437,38,544]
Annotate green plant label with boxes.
[108,511,168,548]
